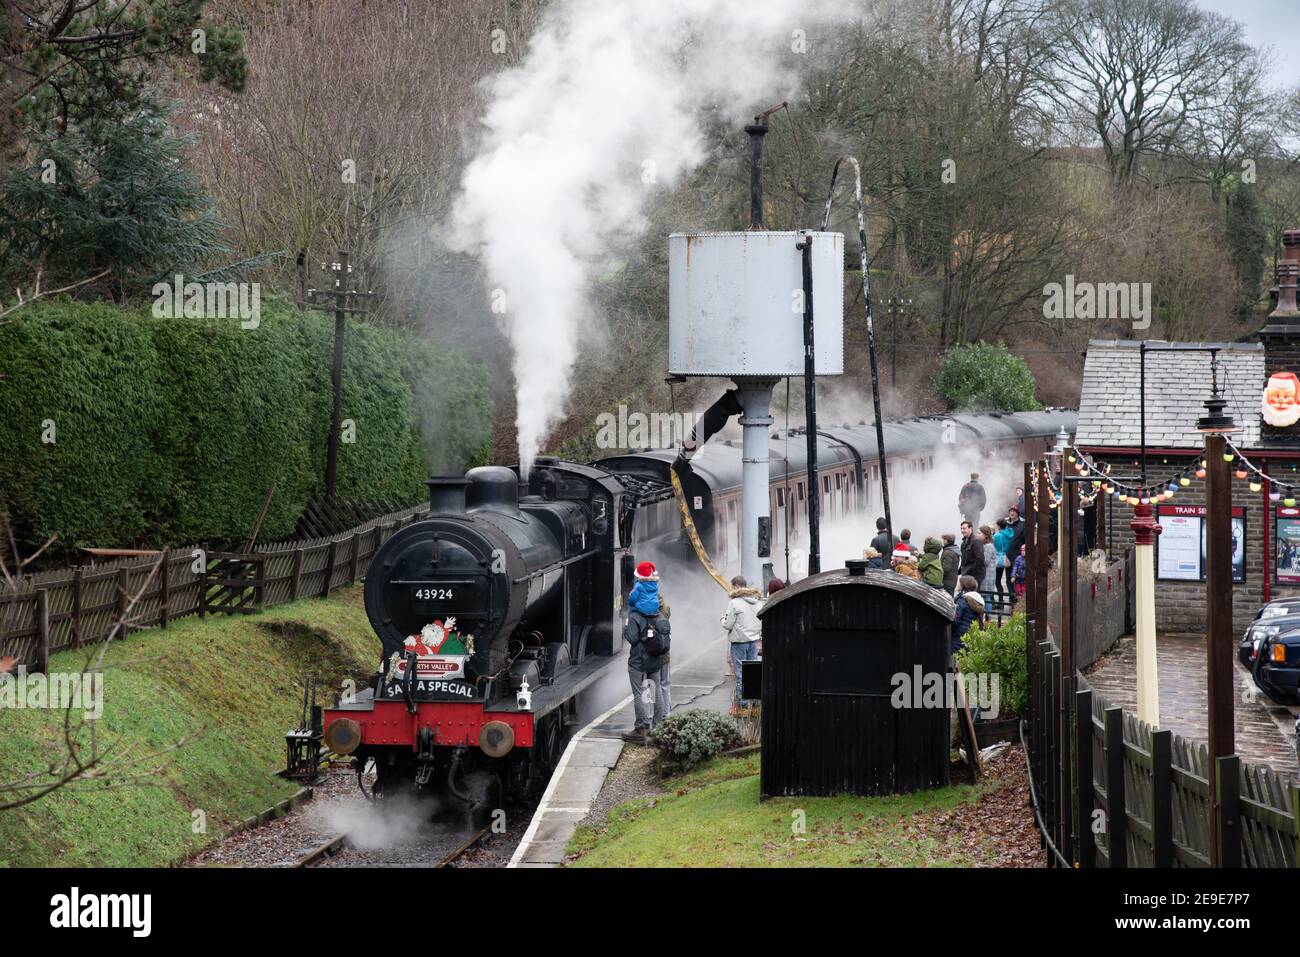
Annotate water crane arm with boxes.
[671,389,743,476]
[819,157,893,546]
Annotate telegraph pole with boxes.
[304,251,373,499]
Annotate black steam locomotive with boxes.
[317,460,638,824]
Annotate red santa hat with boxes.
[634,561,659,581]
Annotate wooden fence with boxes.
[1044,549,1134,672]
[1028,626,1300,868]
[0,502,430,672]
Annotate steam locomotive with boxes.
[316,460,639,825]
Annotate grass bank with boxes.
[565,754,1014,867]
[0,586,378,867]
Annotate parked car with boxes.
[1253,598,1300,621]
[1252,624,1300,707]
[1239,613,1300,668]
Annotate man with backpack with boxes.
[623,561,672,743]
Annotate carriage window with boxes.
[822,476,830,494]
[835,473,843,490]
[797,482,805,501]
[777,487,786,507]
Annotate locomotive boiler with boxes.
[314,461,632,824]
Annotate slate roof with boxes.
[1076,339,1263,449]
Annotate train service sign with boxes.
[1263,371,1300,427]
[1155,504,1245,583]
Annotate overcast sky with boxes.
[1196,0,1298,92]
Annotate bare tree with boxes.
[179,0,549,332]
[1048,0,1254,185]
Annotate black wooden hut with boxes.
[757,562,955,799]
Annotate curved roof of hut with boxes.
[759,566,956,620]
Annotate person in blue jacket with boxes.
[951,575,986,654]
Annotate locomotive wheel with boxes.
[525,711,567,798]
[539,711,566,773]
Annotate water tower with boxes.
[668,110,844,586]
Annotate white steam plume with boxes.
[452,0,835,472]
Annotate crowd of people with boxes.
[862,473,1029,652]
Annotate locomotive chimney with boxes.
[426,477,470,514]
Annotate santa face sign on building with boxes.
[1263,371,1300,427]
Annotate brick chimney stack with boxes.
[1272,230,1300,319]
[1259,229,1300,446]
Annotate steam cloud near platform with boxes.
[451,0,837,474]
[816,441,1028,577]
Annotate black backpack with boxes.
[636,613,671,670]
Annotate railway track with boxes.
[293,833,348,868]
[293,825,491,868]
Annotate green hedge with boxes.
[0,298,490,555]
[956,611,1028,718]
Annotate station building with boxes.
[1075,234,1300,632]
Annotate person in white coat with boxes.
[721,575,763,709]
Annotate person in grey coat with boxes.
[721,575,763,707]
[978,525,998,606]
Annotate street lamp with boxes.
[1197,353,1239,865]
[1047,426,1069,486]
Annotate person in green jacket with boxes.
[918,536,946,589]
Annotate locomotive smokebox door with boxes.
[757,563,955,799]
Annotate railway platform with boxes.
[509,635,734,866]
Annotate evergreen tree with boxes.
[2,1,245,160]
[933,342,1041,412]
[0,102,225,297]
[1225,182,1268,314]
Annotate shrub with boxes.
[933,342,1041,412]
[646,709,742,776]
[956,611,1028,717]
[0,298,491,558]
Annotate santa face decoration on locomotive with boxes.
[1263,372,1300,427]
[387,618,476,682]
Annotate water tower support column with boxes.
[737,378,777,588]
